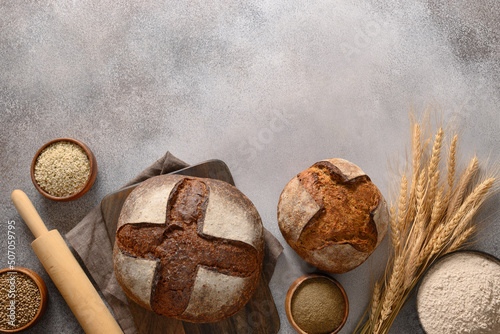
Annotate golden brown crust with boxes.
[297,162,380,253]
[278,159,389,273]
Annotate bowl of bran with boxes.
[285,274,349,334]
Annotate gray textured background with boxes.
[1,0,499,333]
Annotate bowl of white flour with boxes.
[417,251,500,334]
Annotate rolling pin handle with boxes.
[11,189,49,239]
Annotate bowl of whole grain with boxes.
[0,267,48,333]
[285,274,349,334]
[30,138,97,201]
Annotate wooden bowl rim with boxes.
[285,273,349,334]
[30,137,97,202]
[0,267,48,333]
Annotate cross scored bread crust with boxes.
[113,175,264,323]
[297,160,380,253]
[277,158,389,273]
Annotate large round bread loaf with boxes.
[113,175,265,323]
[277,158,389,273]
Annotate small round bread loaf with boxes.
[113,175,265,323]
[278,159,389,273]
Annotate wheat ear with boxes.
[370,280,382,325]
[406,123,422,228]
[376,255,405,333]
[433,177,495,255]
[434,134,458,223]
[393,175,408,253]
[428,185,445,232]
[447,135,458,190]
[447,156,479,219]
[447,226,476,253]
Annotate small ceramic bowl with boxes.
[285,274,349,334]
[0,267,48,333]
[31,138,97,202]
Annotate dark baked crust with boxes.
[114,175,264,322]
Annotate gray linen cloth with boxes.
[66,152,283,334]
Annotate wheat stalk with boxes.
[428,185,445,232]
[403,170,427,268]
[433,134,458,223]
[425,128,443,212]
[405,123,422,230]
[389,205,398,252]
[370,280,382,325]
[391,175,408,254]
[447,156,479,219]
[433,177,495,256]
[375,255,405,333]
[354,113,497,334]
[447,135,458,190]
[447,226,476,253]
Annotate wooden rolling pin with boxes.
[11,190,123,334]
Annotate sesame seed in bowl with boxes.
[30,138,97,201]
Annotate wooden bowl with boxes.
[0,267,48,333]
[31,138,97,202]
[285,274,349,334]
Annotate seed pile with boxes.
[34,141,90,197]
[0,272,41,329]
